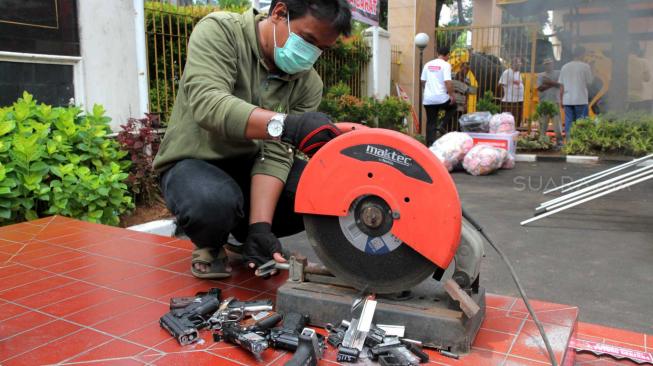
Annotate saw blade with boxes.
[304,214,436,294]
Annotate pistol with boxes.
[160,294,220,345]
[269,312,310,351]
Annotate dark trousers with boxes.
[563,104,589,137]
[425,102,456,146]
[160,157,306,249]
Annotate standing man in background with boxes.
[627,41,652,112]
[558,46,593,139]
[499,57,524,125]
[421,46,456,146]
[537,58,563,147]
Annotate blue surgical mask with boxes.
[273,14,322,74]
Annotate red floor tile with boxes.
[42,255,94,273]
[160,238,194,250]
[481,312,526,335]
[161,258,190,274]
[149,331,218,353]
[4,222,44,234]
[135,274,199,299]
[3,328,112,366]
[0,269,55,291]
[0,240,27,254]
[123,321,172,348]
[0,263,32,280]
[126,231,178,245]
[472,328,517,353]
[43,230,116,247]
[237,271,289,292]
[68,338,148,363]
[509,320,571,364]
[108,269,178,293]
[486,293,517,310]
[601,339,648,352]
[511,298,574,314]
[0,309,57,337]
[0,274,73,301]
[504,355,551,365]
[647,334,652,351]
[521,307,579,328]
[0,230,35,242]
[577,322,645,347]
[63,359,146,366]
[14,280,97,309]
[0,301,29,322]
[220,286,264,301]
[93,301,169,337]
[41,287,125,317]
[0,320,80,362]
[152,351,242,366]
[65,293,151,326]
[430,348,507,365]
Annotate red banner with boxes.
[348,0,380,26]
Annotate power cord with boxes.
[462,208,558,366]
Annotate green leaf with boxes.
[0,120,16,136]
[0,207,11,219]
[0,187,10,195]
[25,209,38,221]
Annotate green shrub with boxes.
[476,91,500,114]
[0,92,134,226]
[517,134,554,151]
[318,84,411,131]
[564,112,653,156]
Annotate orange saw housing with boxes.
[295,128,462,270]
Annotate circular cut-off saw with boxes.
[295,125,472,294]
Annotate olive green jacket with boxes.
[153,9,323,183]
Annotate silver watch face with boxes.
[267,120,284,138]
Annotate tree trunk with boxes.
[456,0,466,25]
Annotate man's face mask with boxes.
[273,14,323,74]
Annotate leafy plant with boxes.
[318,84,411,131]
[476,91,501,114]
[517,134,554,151]
[0,92,133,226]
[117,114,162,206]
[533,101,559,120]
[314,36,371,96]
[564,112,653,156]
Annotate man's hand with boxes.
[450,94,457,105]
[243,222,286,268]
[282,112,340,156]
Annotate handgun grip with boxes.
[285,333,316,366]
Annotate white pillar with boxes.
[134,0,149,119]
[363,26,392,99]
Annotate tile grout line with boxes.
[1,299,168,364]
[501,314,529,366]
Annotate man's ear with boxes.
[269,2,288,24]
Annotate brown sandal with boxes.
[190,247,231,279]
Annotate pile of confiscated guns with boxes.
[159,289,437,366]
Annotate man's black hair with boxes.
[574,46,586,58]
[437,46,451,57]
[270,0,352,36]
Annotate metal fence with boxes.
[145,1,369,122]
[391,44,402,95]
[434,23,539,129]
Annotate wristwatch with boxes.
[266,113,286,138]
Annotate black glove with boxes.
[243,222,282,267]
[282,112,341,156]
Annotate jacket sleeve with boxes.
[250,72,323,182]
[183,16,256,139]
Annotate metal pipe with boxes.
[537,164,653,209]
[542,154,653,194]
[521,172,653,226]
[541,168,653,212]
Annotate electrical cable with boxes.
[462,208,558,366]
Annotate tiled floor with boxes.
[0,216,649,365]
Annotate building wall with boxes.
[78,0,146,130]
[388,0,436,133]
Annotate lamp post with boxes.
[414,33,430,136]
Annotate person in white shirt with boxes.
[499,57,524,125]
[421,46,456,146]
[558,46,593,137]
[537,58,563,146]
